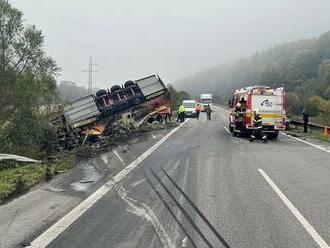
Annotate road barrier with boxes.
[290,120,329,138]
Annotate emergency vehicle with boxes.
[228,85,286,139]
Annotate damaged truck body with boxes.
[51,74,171,148]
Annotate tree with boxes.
[317,59,330,99]
[0,0,58,157]
[167,84,191,110]
[308,96,330,125]
[58,81,88,102]
[175,30,330,119]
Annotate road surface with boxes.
[32,106,330,247]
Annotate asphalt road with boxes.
[42,106,330,248]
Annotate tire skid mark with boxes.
[117,186,175,248]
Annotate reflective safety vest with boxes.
[178,105,186,113]
[253,115,263,129]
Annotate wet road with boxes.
[37,107,330,248]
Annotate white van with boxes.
[182,100,197,117]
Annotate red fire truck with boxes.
[229,86,286,139]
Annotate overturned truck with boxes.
[51,74,171,148]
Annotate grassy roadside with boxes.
[0,154,75,204]
[288,125,330,143]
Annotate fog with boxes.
[11,0,330,89]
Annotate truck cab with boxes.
[200,94,213,111]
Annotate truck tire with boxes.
[101,107,115,117]
[110,85,122,93]
[267,131,279,139]
[130,94,144,106]
[115,100,128,112]
[124,80,135,88]
[229,124,234,132]
[96,89,107,97]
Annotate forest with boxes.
[175,31,330,125]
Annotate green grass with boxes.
[289,126,330,143]
[307,129,330,143]
[0,154,75,203]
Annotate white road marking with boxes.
[281,133,330,153]
[119,145,136,158]
[113,149,125,165]
[258,168,330,248]
[130,178,146,188]
[28,121,188,248]
[181,236,188,247]
[118,186,174,248]
[100,154,108,164]
[224,126,230,134]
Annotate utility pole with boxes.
[82,55,98,94]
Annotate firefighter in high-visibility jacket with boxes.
[250,109,268,143]
[178,104,186,123]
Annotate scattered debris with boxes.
[79,180,94,184]
[42,187,65,193]
[20,242,31,247]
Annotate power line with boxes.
[82,55,98,94]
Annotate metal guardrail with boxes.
[290,120,329,131]
[0,154,41,163]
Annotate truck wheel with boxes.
[116,100,128,112]
[267,131,279,139]
[124,80,135,88]
[229,125,234,132]
[130,94,144,106]
[96,89,107,97]
[110,85,122,93]
[102,107,115,117]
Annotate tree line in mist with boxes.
[175,31,330,124]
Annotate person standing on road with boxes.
[195,103,201,120]
[303,108,309,133]
[178,104,186,123]
[250,109,267,143]
[205,104,212,120]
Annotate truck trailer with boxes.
[51,74,170,148]
[200,93,213,111]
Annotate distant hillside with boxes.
[175,31,330,107]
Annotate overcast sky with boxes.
[10,0,330,89]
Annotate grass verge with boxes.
[0,154,75,204]
[288,126,330,143]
